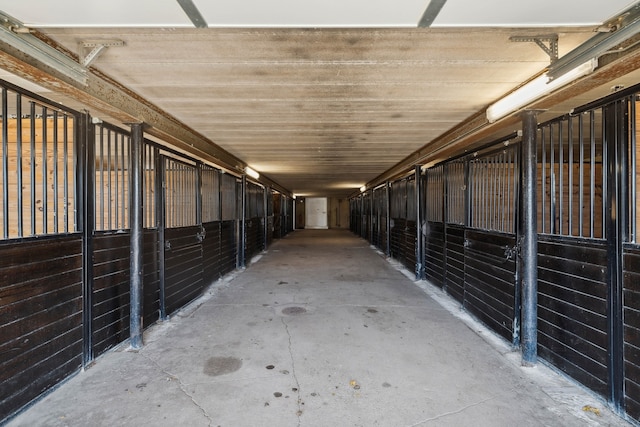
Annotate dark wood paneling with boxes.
[164,226,204,316]
[143,229,160,328]
[425,221,445,287]
[464,230,516,342]
[390,218,417,273]
[203,221,221,284]
[445,224,464,302]
[245,217,264,262]
[0,236,83,422]
[537,238,608,397]
[219,220,237,277]
[266,216,274,246]
[92,232,130,357]
[624,246,640,422]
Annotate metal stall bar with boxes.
[521,110,539,366]
[415,165,424,280]
[568,117,574,235]
[1,88,6,239]
[129,123,144,350]
[240,174,246,268]
[15,93,23,237]
[53,111,58,233]
[591,110,596,237]
[605,99,628,410]
[41,106,47,234]
[29,101,35,235]
[631,97,637,242]
[80,112,95,366]
[157,153,166,320]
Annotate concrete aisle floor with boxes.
[6,229,631,427]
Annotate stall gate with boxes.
[350,86,640,422]
[0,79,281,423]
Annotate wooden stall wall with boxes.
[624,246,640,420]
[164,226,204,316]
[92,232,131,357]
[444,225,464,302]
[464,230,517,342]
[0,236,83,422]
[538,238,609,396]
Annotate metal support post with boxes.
[520,110,539,366]
[605,100,627,410]
[239,174,247,268]
[80,112,94,366]
[415,165,425,280]
[385,182,391,257]
[129,123,144,349]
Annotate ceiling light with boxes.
[0,13,87,85]
[245,166,260,179]
[360,185,367,193]
[547,2,640,81]
[486,59,597,123]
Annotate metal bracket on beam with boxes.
[80,40,124,67]
[510,34,558,63]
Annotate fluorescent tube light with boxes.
[486,58,597,123]
[245,166,260,179]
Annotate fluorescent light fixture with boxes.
[245,166,260,179]
[360,185,367,193]
[0,14,87,85]
[486,58,597,123]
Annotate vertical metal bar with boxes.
[559,122,564,235]
[114,132,120,229]
[513,141,521,348]
[240,174,246,268]
[385,181,391,256]
[540,127,546,233]
[29,102,36,235]
[42,106,48,234]
[196,161,203,226]
[129,123,144,350]
[107,129,112,230]
[80,112,95,366]
[1,88,7,239]
[63,114,69,233]
[53,111,59,233]
[604,100,626,410]
[579,114,585,237]
[631,96,638,242]
[550,124,556,234]
[98,125,103,230]
[121,134,127,229]
[602,108,608,239]
[520,110,539,366]
[591,110,596,237]
[16,93,23,237]
[157,152,166,320]
[568,117,574,235]
[415,165,424,280]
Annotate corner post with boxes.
[520,110,539,366]
[129,122,144,349]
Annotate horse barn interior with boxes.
[2,0,640,425]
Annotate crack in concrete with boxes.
[405,394,496,426]
[139,352,214,427]
[281,317,303,427]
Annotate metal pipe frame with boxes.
[129,122,144,350]
[520,110,539,366]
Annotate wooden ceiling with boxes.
[0,1,638,197]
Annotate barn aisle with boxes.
[7,230,628,427]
